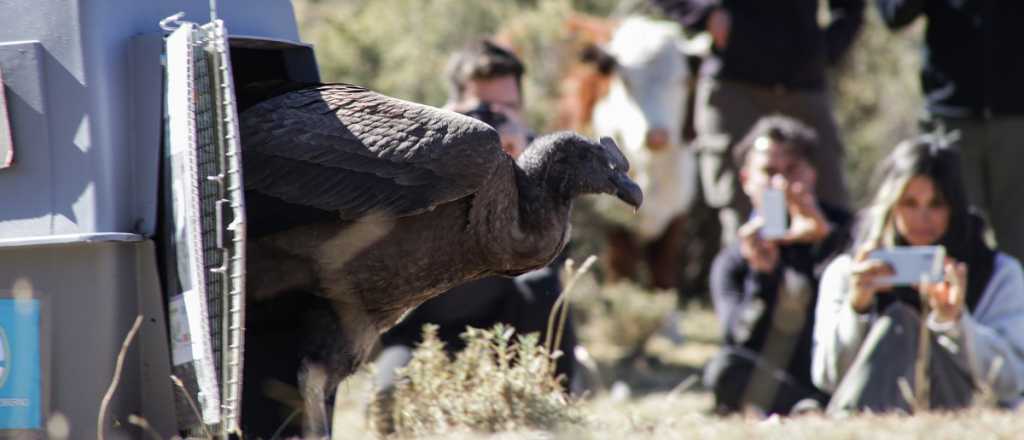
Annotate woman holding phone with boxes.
[812,136,1024,413]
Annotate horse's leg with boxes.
[299,360,330,439]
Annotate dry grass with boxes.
[326,300,1023,440]
[326,259,1024,439]
[574,404,1023,440]
[327,304,1024,437]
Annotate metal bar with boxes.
[0,233,145,248]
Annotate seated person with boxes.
[705,116,852,415]
[370,40,580,433]
[812,135,1024,413]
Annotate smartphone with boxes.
[868,245,946,286]
[760,188,788,239]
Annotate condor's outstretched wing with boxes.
[239,83,506,226]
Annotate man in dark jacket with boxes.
[652,0,863,245]
[704,116,852,415]
[877,0,1024,263]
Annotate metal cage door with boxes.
[163,17,247,438]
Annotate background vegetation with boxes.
[293,0,923,206]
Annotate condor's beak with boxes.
[611,172,643,210]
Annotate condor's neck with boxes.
[515,142,575,234]
[471,150,572,273]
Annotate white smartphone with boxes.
[868,245,946,286]
[760,188,788,240]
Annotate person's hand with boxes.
[707,8,731,50]
[778,177,832,245]
[849,243,894,313]
[739,217,780,274]
[920,259,968,323]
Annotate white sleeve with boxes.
[812,255,874,392]
[952,254,1024,404]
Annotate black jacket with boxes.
[709,203,852,391]
[654,0,865,91]
[878,0,1024,118]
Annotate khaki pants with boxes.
[942,116,1024,263]
[694,78,850,244]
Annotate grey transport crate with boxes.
[0,1,318,438]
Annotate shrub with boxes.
[369,324,584,437]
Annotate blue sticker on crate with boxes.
[0,299,41,430]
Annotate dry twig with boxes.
[97,315,143,440]
[545,255,598,359]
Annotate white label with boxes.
[168,295,193,366]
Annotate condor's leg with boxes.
[299,361,330,439]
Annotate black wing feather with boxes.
[240,83,506,222]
